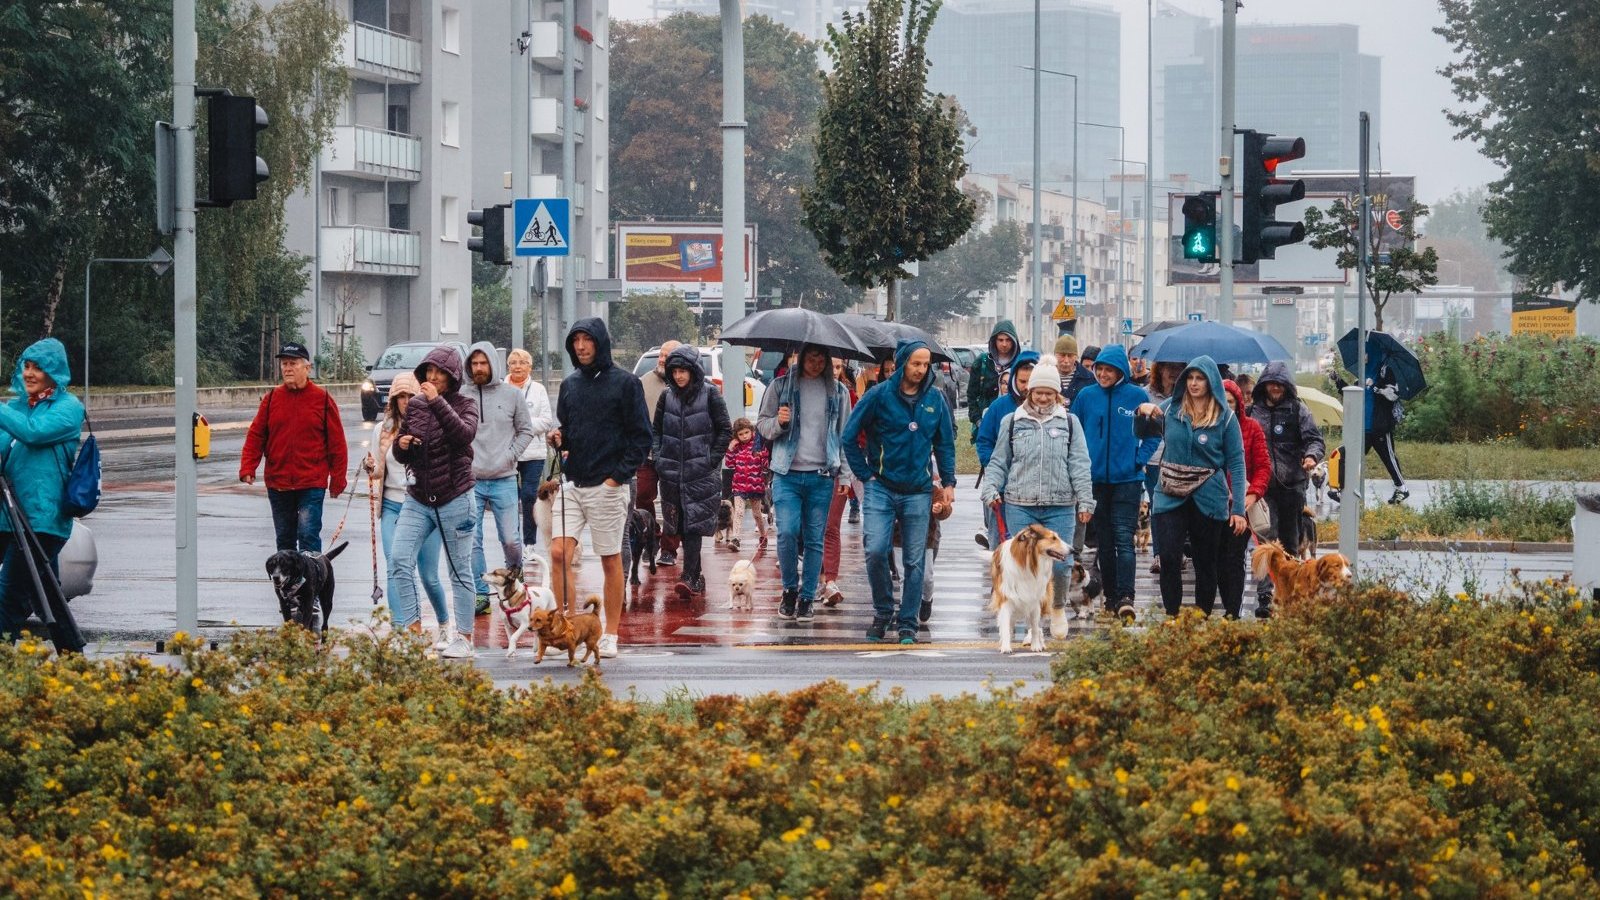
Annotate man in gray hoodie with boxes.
[466,342,535,613]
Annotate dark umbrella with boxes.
[1336,328,1426,400]
[1133,319,1187,338]
[717,307,876,362]
[831,313,954,363]
[1129,320,1293,365]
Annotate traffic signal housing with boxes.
[206,94,269,206]
[1181,191,1219,263]
[468,205,511,265]
[1240,130,1307,263]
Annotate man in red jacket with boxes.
[240,343,349,552]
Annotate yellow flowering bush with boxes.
[0,582,1595,896]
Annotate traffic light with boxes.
[468,205,511,265]
[206,94,269,206]
[1240,129,1307,263]
[1180,191,1219,263]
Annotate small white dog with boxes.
[989,524,1070,653]
[482,566,557,657]
[727,559,757,611]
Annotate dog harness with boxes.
[499,583,532,615]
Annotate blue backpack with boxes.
[62,417,101,518]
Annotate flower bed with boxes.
[2,584,1598,895]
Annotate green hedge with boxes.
[3,584,1599,895]
[1400,333,1600,449]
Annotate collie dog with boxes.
[1251,542,1352,608]
[989,524,1071,653]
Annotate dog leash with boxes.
[326,458,363,547]
[368,468,382,605]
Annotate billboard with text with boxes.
[616,223,757,301]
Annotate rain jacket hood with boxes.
[1005,350,1042,400]
[1153,354,1245,520]
[664,345,707,399]
[1251,361,1300,405]
[1222,377,1246,414]
[1094,343,1132,383]
[1176,355,1228,420]
[12,337,72,394]
[1073,343,1156,484]
[1246,360,1325,487]
[465,341,534,480]
[557,318,653,487]
[843,339,957,494]
[466,340,508,386]
[987,319,1020,366]
[565,317,615,376]
[413,344,465,394]
[890,339,937,399]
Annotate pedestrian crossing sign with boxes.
[513,198,570,257]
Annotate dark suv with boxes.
[361,341,452,421]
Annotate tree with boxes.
[899,220,1026,335]
[1303,196,1439,332]
[1436,1,1600,302]
[801,0,975,321]
[610,15,856,312]
[608,294,698,360]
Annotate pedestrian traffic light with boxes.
[468,205,511,265]
[1181,191,1219,263]
[1240,129,1307,263]
[205,94,269,206]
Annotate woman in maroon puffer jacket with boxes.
[389,345,481,657]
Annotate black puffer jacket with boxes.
[1246,360,1325,488]
[652,346,732,537]
[394,345,479,506]
[557,318,653,487]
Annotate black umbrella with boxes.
[1133,319,1187,338]
[718,307,875,361]
[831,313,954,363]
[1336,328,1426,400]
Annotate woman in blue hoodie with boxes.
[1137,355,1247,617]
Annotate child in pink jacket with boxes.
[725,417,770,552]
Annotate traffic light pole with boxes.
[560,0,577,369]
[511,0,530,354]
[173,0,200,635]
[1339,111,1372,573]
[720,0,748,421]
[1217,0,1236,325]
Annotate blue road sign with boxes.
[1187,312,1204,322]
[1065,274,1087,298]
[1304,334,1320,346]
[1121,318,1134,335]
[513,198,570,257]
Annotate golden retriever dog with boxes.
[989,524,1071,653]
[727,558,757,611]
[1251,542,1352,609]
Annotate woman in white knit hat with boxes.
[977,355,1097,636]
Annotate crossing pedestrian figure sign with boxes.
[513,198,570,257]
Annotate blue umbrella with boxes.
[1336,328,1425,400]
[1129,320,1293,365]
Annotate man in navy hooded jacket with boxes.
[844,340,957,645]
[1072,344,1158,617]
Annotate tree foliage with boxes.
[1436,1,1600,301]
[1303,197,1438,332]
[608,294,699,360]
[899,220,1025,335]
[801,0,975,321]
[610,15,855,312]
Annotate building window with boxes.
[441,9,461,54]
[441,101,460,147]
[441,287,460,334]
[441,196,459,242]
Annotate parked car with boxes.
[360,341,469,422]
[632,346,766,413]
[950,344,978,374]
[940,358,969,408]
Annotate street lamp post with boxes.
[1018,64,1079,349]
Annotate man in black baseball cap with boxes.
[275,341,311,361]
[240,341,348,552]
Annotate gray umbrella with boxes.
[718,307,876,361]
[831,313,954,363]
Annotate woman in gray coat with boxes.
[653,346,732,598]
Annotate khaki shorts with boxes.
[548,481,631,556]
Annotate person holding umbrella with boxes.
[1332,359,1408,504]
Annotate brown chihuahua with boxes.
[530,595,604,668]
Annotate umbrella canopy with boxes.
[1294,385,1344,428]
[1336,328,1426,400]
[718,307,875,362]
[1133,319,1187,338]
[831,313,954,363]
[1129,320,1293,365]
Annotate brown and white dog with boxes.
[482,566,557,657]
[1134,500,1152,553]
[529,595,604,668]
[989,524,1071,653]
[727,558,757,611]
[1251,541,1352,609]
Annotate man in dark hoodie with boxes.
[966,320,1020,440]
[1247,361,1326,616]
[548,318,653,660]
[844,340,957,645]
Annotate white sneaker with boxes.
[598,634,619,659]
[440,634,475,659]
[431,628,451,651]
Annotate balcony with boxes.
[319,126,421,181]
[526,21,566,69]
[321,226,421,276]
[530,96,585,144]
[527,174,587,216]
[344,22,422,84]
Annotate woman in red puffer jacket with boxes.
[1217,377,1270,619]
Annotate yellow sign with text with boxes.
[1511,298,1577,337]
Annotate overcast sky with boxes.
[607,0,1503,204]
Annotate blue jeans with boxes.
[1091,481,1143,606]
[1003,503,1078,606]
[863,479,932,636]
[267,487,325,552]
[517,459,544,545]
[380,497,447,627]
[389,493,476,635]
[772,470,834,599]
[473,476,523,596]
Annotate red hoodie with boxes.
[1224,379,1269,500]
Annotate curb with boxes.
[1318,540,1573,553]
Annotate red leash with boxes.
[990,500,1009,543]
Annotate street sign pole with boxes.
[173,0,200,635]
[1217,0,1236,325]
[1339,112,1371,571]
[720,0,748,421]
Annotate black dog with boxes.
[266,542,349,639]
[628,508,660,585]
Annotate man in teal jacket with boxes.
[0,338,87,652]
[1073,344,1158,617]
[844,340,957,644]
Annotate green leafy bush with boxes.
[3,590,1599,896]
[1401,333,1600,448]
[1321,480,1575,543]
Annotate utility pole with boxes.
[1144,0,1155,328]
[1030,0,1043,351]
[173,0,200,635]
[560,0,577,366]
[511,0,530,352]
[720,0,748,420]
[1340,111,1372,571]
[1217,0,1236,325]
